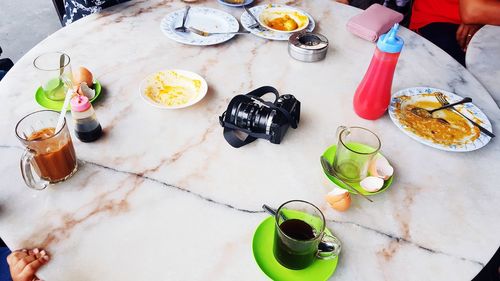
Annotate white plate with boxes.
[388,87,493,152]
[139,69,208,109]
[217,0,254,7]
[161,7,239,46]
[240,4,315,41]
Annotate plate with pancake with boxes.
[388,87,493,152]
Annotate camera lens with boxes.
[230,99,274,133]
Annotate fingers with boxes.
[19,255,50,281]
[8,248,50,281]
[456,24,467,50]
[6,250,29,266]
[13,254,38,273]
[464,25,481,51]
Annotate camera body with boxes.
[220,86,301,148]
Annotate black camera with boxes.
[219,86,300,148]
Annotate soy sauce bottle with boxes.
[70,95,102,142]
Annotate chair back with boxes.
[52,0,65,25]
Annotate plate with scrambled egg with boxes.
[140,70,208,109]
[240,4,315,41]
[389,87,493,152]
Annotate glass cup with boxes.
[33,52,72,101]
[273,200,341,270]
[332,126,381,183]
[15,110,78,190]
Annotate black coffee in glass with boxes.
[273,218,317,269]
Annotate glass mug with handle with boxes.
[333,126,381,183]
[273,200,341,270]
[15,110,78,190]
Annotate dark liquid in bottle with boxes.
[76,124,102,142]
[274,219,316,270]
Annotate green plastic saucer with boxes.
[35,80,102,111]
[322,144,394,196]
[252,215,339,281]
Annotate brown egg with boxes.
[326,188,351,212]
[73,67,93,87]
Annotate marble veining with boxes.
[0,1,499,280]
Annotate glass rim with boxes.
[15,110,67,142]
[339,126,381,155]
[275,199,325,241]
[33,52,71,72]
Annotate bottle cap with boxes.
[377,23,404,53]
[70,95,91,112]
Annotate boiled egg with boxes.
[360,176,384,192]
[326,188,351,212]
[368,155,394,180]
[73,66,94,87]
[76,82,95,99]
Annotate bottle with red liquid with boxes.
[353,24,404,120]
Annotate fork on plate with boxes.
[187,27,250,37]
[435,92,495,138]
[243,5,266,31]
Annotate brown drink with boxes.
[27,127,77,182]
[16,110,78,190]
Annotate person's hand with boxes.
[6,248,50,281]
[456,23,482,51]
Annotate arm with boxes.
[459,0,500,25]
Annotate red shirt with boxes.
[410,0,462,30]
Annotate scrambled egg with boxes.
[145,70,201,107]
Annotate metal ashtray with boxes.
[288,32,329,62]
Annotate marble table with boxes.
[466,25,500,107]
[0,1,499,280]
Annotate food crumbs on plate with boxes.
[145,70,201,107]
[394,93,480,146]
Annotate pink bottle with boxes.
[353,24,404,120]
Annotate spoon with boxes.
[320,156,373,203]
[262,204,337,252]
[262,204,287,220]
[174,6,191,33]
[411,97,472,119]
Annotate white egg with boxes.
[360,176,385,192]
[77,82,95,99]
[368,155,394,180]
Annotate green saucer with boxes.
[35,80,102,111]
[322,144,394,196]
[252,216,339,281]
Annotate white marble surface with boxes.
[0,1,499,280]
[466,25,500,107]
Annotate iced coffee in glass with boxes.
[15,110,77,190]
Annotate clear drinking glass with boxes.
[332,126,381,182]
[273,200,341,270]
[15,110,78,190]
[33,52,72,101]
